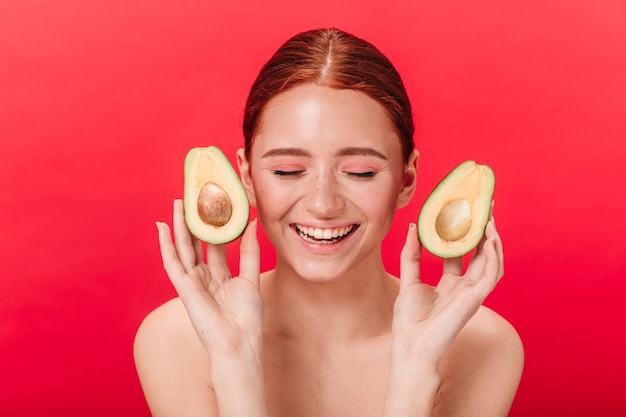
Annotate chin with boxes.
[272,254,352,284]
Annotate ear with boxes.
[396,149,419,209]
[236,148,257,207]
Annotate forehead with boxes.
[253,83,400,155]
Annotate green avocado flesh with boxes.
[183,146,249,244]
[418,160,495,258]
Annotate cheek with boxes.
[251,176,289,216]
[378,173,406,212]
[370,191,399,217]
[352,180,401,215]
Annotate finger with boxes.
[156,221,196,296]
[486,200,503,278]
[465,211,498,278]
[472,236,500,296]
[465,226,501,290]
[466,223,489,272]
[192,235,204,264]
[399,223,422,290]
[443,256,463,276]
[172,199,199,271]
[239,218,261,287]
[465,230,489,281]
[207,243,231,284]
[158,221,225,320]
[485,218,504,279]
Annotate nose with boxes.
[303,170,345,217]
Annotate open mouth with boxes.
[294,224,357,244]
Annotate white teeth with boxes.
[296,224,354,243]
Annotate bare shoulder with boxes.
[134,298,216,416]
[436,306,524,417]
[134,297,205,356]
[453,305,524,359]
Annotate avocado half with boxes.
[417,160,495,258]
[183,146,249,244]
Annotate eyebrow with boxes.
[336,147,388,160]
[261,147,387,160]
[261,148,311,158]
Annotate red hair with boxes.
[243,28,415,162]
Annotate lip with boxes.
[290,223,359,253]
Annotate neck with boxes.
[260,255,399,343]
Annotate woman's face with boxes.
[238,83,418,282]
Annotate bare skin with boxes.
[134,85,524,417]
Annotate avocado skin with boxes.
[183,146,250,244]
[417,160,495,258]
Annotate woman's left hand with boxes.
[392,216,504,365]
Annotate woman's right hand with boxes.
[156,199,263,357]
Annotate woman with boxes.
[134,28,524,417]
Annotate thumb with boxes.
[399,223,422,290]
[238,218,261,286]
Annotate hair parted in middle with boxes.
[242,27,415,162]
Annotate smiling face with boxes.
[238,83,418,282]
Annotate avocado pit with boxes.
[435,198,472,241]
[197,181,233,227]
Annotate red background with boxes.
[1,1,625,415]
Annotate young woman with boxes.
[134,28,524,417]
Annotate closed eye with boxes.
[273,170,306,177]
[346,171,377,179]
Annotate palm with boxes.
[394,220,503,361]
[210,270,264,332]
[156,200,263,354]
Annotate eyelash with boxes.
[272,170,305,177]
[347,171,377,179]
[271,170,378,179]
